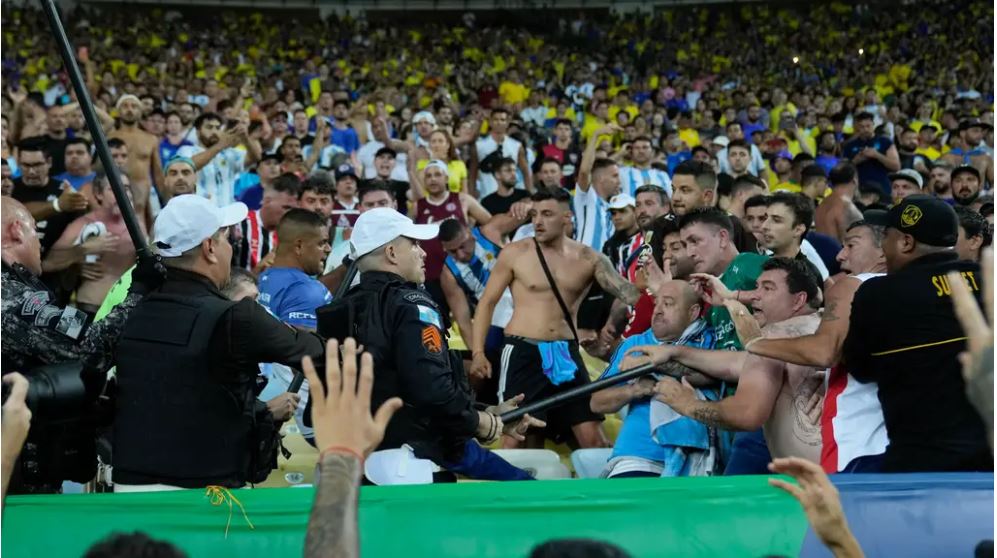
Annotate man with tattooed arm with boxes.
[621,257,826,467]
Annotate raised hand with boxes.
[301,338,403,458]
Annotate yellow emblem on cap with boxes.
[901,205,923,227]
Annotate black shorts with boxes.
[498,335,603,441]
[576,282,611,330]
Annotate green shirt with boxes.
[94,266,133,322]
[709,252,768,351]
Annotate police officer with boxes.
[317,207,541,482]
[0,198,164,493]
[112,195,323,491]
[843,195,992,472]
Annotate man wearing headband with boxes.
[109,94,162,229]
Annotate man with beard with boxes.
[671,160,757,254]
[928,161,954,203]
[236,153,283,210]
[727,219,889,472]
[897,127,930,175]
[619,136,672,198]
[481,158,531,217]
[177,113,262,207]
[624,257,826,470]
[470,188,639,449]
[888,169,924,206]
[941,119,992,184]
[814,131,840,175]
[634,184,671,230]
[951,164,983,207]
[108,95,163,228]
[841,112,901,198]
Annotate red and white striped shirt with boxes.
[820,272,889,473]
[236,209,278,270]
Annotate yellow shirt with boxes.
[678,128,701,148]
[417,159,468,193]
[607,104,639,123]
[498,82,529,105]
[581,116,607,143]
[915,146,942,161]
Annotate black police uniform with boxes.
[843,198,992,473]
[113,268,324,488]
[317,270,479,464]
[0,260,146,493]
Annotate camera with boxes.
[2,361,92,421]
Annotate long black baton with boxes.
[500,362,660,423]
[41,0,149,256]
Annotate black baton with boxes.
[500,362,661,423]
[41,0,149,256]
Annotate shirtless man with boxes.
[814,162,863,242]
[108,95,162,228]
[622,257,826,465]
[726,219,889,473]
[52,171,145,314]
[471,188,641,448]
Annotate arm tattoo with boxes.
[822,299,840,322]
[304,453,362,558]
[591,250,640,305]
[688,402,737,430]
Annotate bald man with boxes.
[1,199,164,493]
[590,280,719,478]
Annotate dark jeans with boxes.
[723,429,772,475]
[442,440,534,481]
[608,470,660,479]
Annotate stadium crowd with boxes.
[0,0,995,555]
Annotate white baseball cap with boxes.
[412,111,436,125]
[712,135,730,147]
[349,207,439,259]
[153,195,248,257]
[608,193,636,210]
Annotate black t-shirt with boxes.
[481,189,530,216]
[843,252,991,472]
[359,178,410,211]
[11,177,81,254]
[40,135,68,176]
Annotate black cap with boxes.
[959,118,984,131]
[375,146,397,159]
[864,195,958,247]
[335,163,358,181]
[951,164,981,181]
[260,152,281,164]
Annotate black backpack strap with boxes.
[533,238,579,343]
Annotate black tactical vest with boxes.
[112,292,256,488]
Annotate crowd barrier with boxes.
[2,473,992,557]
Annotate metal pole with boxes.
[40,0,149,256]
[500,362,662,423]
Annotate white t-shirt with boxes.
[475,134,523,198]
[357,140,409,182]
[303,143,346,171]
[176,143,247,207]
